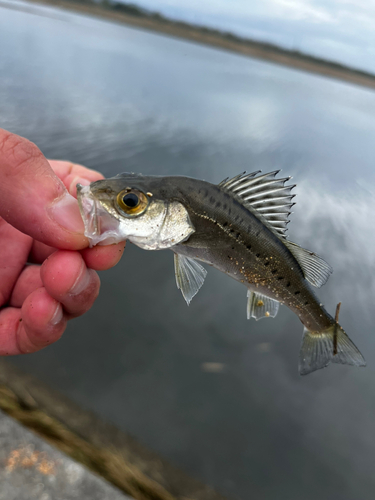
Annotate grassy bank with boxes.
[6,0,375,90]
[0,361,228,500]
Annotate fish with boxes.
[77,170,366,375]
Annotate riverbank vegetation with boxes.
[20,0,375,89]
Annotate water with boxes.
[2,3,375,499]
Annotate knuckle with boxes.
[0,130,43,173]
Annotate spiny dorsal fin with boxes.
[219,171,332,287]
[219,170,295,238]
[284,240,333,288]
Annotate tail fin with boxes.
[299,324,366,375]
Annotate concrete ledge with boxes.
[0,409,132,500]
[0,361,228,500]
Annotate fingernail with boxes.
[69,266,92,295]
[75,177,91,186]
[50,304,63,325]
[70,177,91,196]
[48,192,85,233]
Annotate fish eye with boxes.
[122,193,139,208]
[116,189,148,216]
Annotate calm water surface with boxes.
[2,3,375,500]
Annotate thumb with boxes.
[0,129,87,250]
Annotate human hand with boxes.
[0,129,126,355]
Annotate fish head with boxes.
[77,173,195,249]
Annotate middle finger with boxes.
[41,250,100,318]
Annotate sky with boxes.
[125,0,375,74]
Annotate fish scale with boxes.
[176,196,322,331]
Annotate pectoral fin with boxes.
[247,291,279,320]
[174,254,207,305]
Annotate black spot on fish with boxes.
[236,233,241,239]
[256,253,261,258]
[222,222,228,227]
[216,201,221,208]
[232,247,235,250]
[209,196,215,204]
[223,203,227,209]
[271,269,277,275]
[246,245,251,250]
[295,291,301,295]
[277,276,284,280]
[286,282,291,287]
[304,301,309,305]
[264,261,269,266]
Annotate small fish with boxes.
[77,170,366,375]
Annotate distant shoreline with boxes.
[7,0,375,90]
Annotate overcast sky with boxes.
[129,0,375,74]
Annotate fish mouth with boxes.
[77,184,124,247]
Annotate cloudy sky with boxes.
[129,0,375,73]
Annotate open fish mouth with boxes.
[77,184,123,247]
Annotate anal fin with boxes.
[174,253,207,305]
[247,291,279,321]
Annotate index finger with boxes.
[48,160,104,197]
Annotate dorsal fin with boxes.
[284,240,332,288]
[218,170,295,238]
[219,171,332,287]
